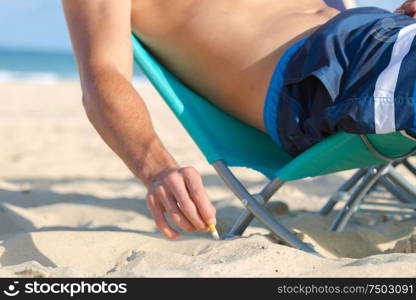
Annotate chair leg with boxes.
[225,179,285,238]
[384,167,416,200]
[225,208,255,238]
[403,159,416,176]
[212,160,321,256]
[377,176,416,204]
[329,164,390,232]
[319,168,368,216]
[359,200,416,216]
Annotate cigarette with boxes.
[208,224,220,240]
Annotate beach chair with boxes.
[131,34,416,255]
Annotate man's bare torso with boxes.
[131,0,339,131]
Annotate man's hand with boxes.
[146,166,216,239]
[395,0,416,18]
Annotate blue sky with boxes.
[356,0,398,11]
[0,0,71,52]
[0,0,402,53]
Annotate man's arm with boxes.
[61,0,216,239]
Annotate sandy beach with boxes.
[0,80,416,277]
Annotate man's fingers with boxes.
[165,172,208,232]
[147,193,179,239]
[404,1,416,14]
[181,167,216,225]
[146,166,216,239]
[396,0,416,17]
[409,1,416,17]
[154,186,197,233]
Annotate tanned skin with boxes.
[62,0,416,239]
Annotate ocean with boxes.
[0,0,398,84]
[0,48,143,84]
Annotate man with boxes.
[62,0,416,240]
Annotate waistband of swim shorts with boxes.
[263,37,308,147]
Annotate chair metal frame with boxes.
[319,160,416,232]
[211,160,321,256]
[212,155,415,252]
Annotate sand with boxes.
[0,80,415,277]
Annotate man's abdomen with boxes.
[131,0,338,131]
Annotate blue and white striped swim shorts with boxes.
[264,7,416,156]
